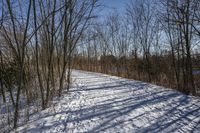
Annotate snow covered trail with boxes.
[16,70,200,133]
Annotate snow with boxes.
[0,89,41,132]
[12,70,200,132]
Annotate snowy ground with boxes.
[15,70,200,133]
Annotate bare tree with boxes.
[59,0,99,96]
[5,0,32,128]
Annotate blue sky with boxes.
[101,0,127,10]
[99,0,128,16]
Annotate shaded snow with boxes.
[14,70,200,133]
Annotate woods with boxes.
[0,0,98,131]
[0,0,200,131]
[73,0,200,96]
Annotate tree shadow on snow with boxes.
[18,71,200,132]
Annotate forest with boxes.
[0,0,200,131]
[74,0,200,96]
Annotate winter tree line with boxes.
[74,0,200,97]
[0,0,200,131]
[0,0,99,130]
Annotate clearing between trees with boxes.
[14,70,200,133]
